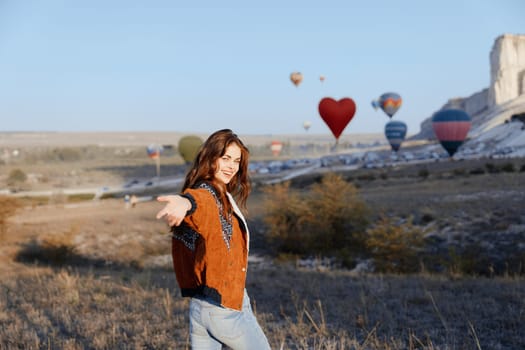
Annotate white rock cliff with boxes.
[416,33,525,140]
[489,34,525,107]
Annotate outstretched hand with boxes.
[156,195,191,227]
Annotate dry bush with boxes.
[307,173,370,256]
[16,227,80,266]
[261,180,308,254]
[7,168,27,184]
[27,147,83,162]
[0,196,21,238]
[263,173,370,267]
[469,167,485,175]
[501,162,516,172]
[6,168,30,191]
[418,167,430,178]
[485,162,499,173]
[453,168,467,176]
[365,215,426,273]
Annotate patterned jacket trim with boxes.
[197,182,233,250]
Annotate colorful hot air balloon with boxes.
[147,144,163,159]
[290,72,303,87]
[432,109,471,157]
[318,97,356,143]
[147,144,164,179]
[384,120,407,152]
[303,120,312,131]
[378,92,402,118]
[270,141,283,156]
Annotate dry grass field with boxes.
[1,132,525,349]
[2,198,525,350]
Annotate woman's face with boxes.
[214,143,241,184]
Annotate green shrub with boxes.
[445,244,492,276]
[263,173,370,267]
[417,208,435,225]
[67,193,97,202]
[500,163,515,172]
[7,168,27,186]
[469,167,485,175]
[53,147,82,162]
[357,173,375,181]
[485,163,499,173]
[453,168,466,176]
[418,168,429,178]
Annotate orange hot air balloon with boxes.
[319,75,325,82]
[290,72,303,87]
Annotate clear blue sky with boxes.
[1,1,524,136]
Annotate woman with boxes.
[156,129,271,350]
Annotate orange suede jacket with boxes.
[171,182,249,311]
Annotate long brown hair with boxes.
[182,129,251,212]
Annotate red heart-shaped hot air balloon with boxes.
[318,97,356,140]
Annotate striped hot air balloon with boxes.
[432,109,471,157]
[384,120,407,152]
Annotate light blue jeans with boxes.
[189,289,271,350]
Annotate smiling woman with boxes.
[155,129,271,350]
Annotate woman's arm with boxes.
[156,195,192,227]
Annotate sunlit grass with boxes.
[1,265,524,349]
[1,156,524,349]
